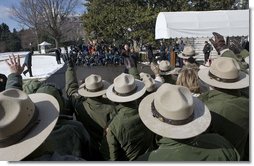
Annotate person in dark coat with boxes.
[22,49,34,77]
[159,41,166,61]
[178,40,185,67]
[203,41,213,64]
[147,44,154,64]
[0,73,7,92]
[55,48,62,64]
[122,44,137,73]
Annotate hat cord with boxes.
[151,101,194,125]
[208,71,239,83]
[0,107,40,148]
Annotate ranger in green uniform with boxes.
[65,60,116,160]
[137,84,240,161]
[209,32,248,73]
[150,60,178,85]
[4,55,92,161]
[105,73,154,161]
[198,55,249,160]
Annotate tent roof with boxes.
[39,41,52,46]
[155,10,249,39]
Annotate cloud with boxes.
[0,6,12,19]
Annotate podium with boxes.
[139,51,147,62]
[170,50,176,67]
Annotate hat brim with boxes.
[139,93,211,139]
[78,80,110,97]
[178,53,198,59]
[146,80,162,93]
[210,55,220,60]
[154,80,162,89]
[245,56,249,64]
[106,80,146,103]
[160,67,181,75]
[0,93,59,161]
[198,68,249,89]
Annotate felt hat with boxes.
[178,46,198,59]
[78,74,110,97]
[0,89,59,161]
[158,61,174,75]
[140,72,161,92]
[106,73,146,103]
[139,84,211,139]
[198,57,249,89]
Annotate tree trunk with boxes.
[54,38,60,49]
[34,29,39,52]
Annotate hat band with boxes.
[182,53,194,57]
[85,85,104,92]
[208,71,239,83]
[113,86,137,96]
[160,68,171,72]
[151,101,194,125]
[0,107,39,148]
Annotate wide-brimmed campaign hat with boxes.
[139,72,152,80]
[78,74,110,97]
[245,56,249,65]
[106,73,146,103]
[158,60,175,75]
[140,73,161,92]
[139,84,211,139]
[198,57,249,89]
[178,46,198,59]
[0,89,59,161]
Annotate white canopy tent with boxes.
[155,10,249,39]
[39,41,52,46]
[38,41,52,54]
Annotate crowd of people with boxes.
[0,32,249,161]
[58,38,187,68]
[60,41,139,67]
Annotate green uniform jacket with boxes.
[223,49,250,98]
[198,90,249,160]
[219,49,249,98]
[162,75,176,84]
[128,67,140,80]
[137,134,240,161]
[221,49,248,72]
[5,73,92,161]
[6,73,23,90]
[22,79,43,94]
[237,49,249,59]
[25,116,91,160]
[107,102,154,161]
[65,66,116,159]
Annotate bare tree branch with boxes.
[11,0,80,48]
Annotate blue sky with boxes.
[0,0,85,32]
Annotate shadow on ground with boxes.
[45,63,153,98]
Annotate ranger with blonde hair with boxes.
[176,67,201,97]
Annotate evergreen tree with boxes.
[82,0,193,45]
[8,28,22,52]
[0,23,11,42]
[0,23,22,52]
